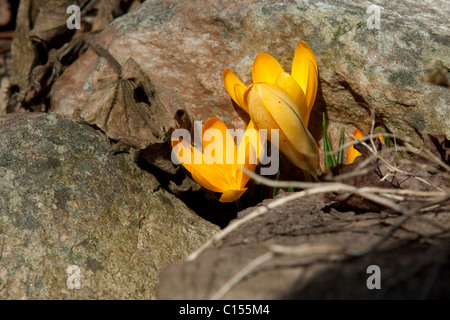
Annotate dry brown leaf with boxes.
[8,36,87,112]
[75,41,194,192]
[90,0,123,31]
[8,0,133,112]
[78,57,191,150]
[28,0,74,44]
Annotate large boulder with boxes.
[156,194,450,299]
[0,112,219,299]
[51,0,449,147]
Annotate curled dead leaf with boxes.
[76,40,195,193]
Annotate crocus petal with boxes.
[223,68,248,112]
[238,120,265,160]
[202,117,238,165]
[236,138,257,190]
[234,83,249,113]
[348,129,363,164]
[172,140,229,192]
[248,83,321,175]
[172,117,254,202]
[252,52,285,85]
[201,117,239,188]
[353,128,364,140]
[291,41,318,123]
[274,72,309,124]
[219,189,248,203]
[235,118,265,189]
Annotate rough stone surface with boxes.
[156,194,450,300]
[0,112,219,299]
[51,0,449,148]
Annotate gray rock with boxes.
[157,194,450,299]
[0,112,219,299]
[51,0,449,148]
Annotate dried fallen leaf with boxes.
[78,56,191,149]
[8,0,88,111]
[76,39,195,192]
[90,0,123,32]
[8,36,87,112]
[8,0,136,112]
[28,0,75,44]
[10,0,39,91]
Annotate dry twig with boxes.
[188,168,449,262]
[193,108,449,298]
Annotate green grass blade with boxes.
[322,113,336,169]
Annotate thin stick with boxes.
[187,183,348,261]
[245,168,448,199]
[210,252,274,300]
[210,242,344,299]
[349,194,450,257]
[187,168,449,261]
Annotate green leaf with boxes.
[322,113,337,169]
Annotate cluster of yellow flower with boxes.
[172,41,372,202]
[172,41,319,202]
[223,41,320,176]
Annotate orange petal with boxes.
[236,139,256,190]
[202,117,239,188]
[274,72,309,124]
[252,52,284,84]
[353,128,364,139]
[219,189,247,202]
[234,83,249,113]
[202,117,237,165]
[223,68,248,112]
[291,41,318,123]
[237,120,265,160]
[347,144,362,164]
[248,84,320,175]
[348,129,363,164]
[172,140,228,193]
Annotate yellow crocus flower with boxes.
[223,41,320,175]
[246,83,320,175]
[172,118,262,202]
[347,129,386,164]
[347,128,364,164]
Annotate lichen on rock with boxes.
[0,112,219,299]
